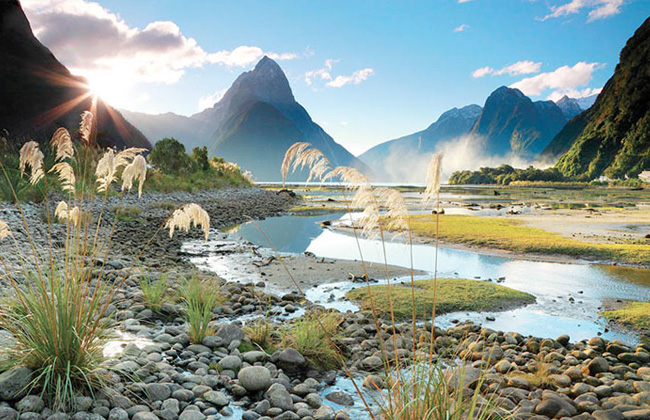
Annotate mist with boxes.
[378,134,557,184]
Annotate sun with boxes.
[85,74,129,107]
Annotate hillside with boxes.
[551,17,650,179]
[122,57,367,181]
[0,1,150,150]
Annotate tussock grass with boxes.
[600,301,650,335]
[379,361,510,420]
[244,317,275,351]
[407,214,650,264]
[182,276,222,344]
[0,113,211,409]
[139,275,168,312]
[347,278,536,320]
[111,205,141,222]
[282,311,342,369]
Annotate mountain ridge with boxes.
[550,17,650,179]
[0,0,150,150]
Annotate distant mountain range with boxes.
[0,1,150,150]
[122,57,368,181]
[546,16,650,179]
[359,86,597,182]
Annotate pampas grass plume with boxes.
[165,203,210,241]
[49,162,76,193]
[0,219,11,240]
[121,155,147,197]
[19,141,45,185]
[79,111,93,144]
[50,128,74,161]
[423,152,443,205]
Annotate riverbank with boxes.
[1,187,650,420]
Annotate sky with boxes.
[21,0,650,155]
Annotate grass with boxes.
[145,167,251,193]
[182,275,222,344]
[600,301,650,336]
[347,278,536,320]
[111,204,141,222]
[406,214,650,265]
[244,317,275,352]
[282,311,342,369]
[0,116,212,409]
[378,361,511,420]
[139,275,168,312]
[0,269,111,409]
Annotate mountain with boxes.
[358,105,482,181]
[549,17,650,179]
[122,57,367,181]
[119,110,198,146]
[469,86,567,157]
[0,1,150,150]
[555,96,584,120]
[575,94,599,110]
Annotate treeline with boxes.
[449,165,572,185]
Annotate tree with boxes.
[149,138,192,174]
[191,146,210,171]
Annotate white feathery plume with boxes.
[19,141,45,185]
[50,128,74,161]
[165,203,210,241]
[422,152,443,206]
[281,142,310,186]
[95,149,116,193]
[49,162,76,193]
[0,219,11,240]
[79,111,93,144]
[375,187,410,235]
[115,147,148,169]
[54,201,81,226]
[121,155,147,197]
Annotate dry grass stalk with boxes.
[79,111,93,144]
[281,142,310,186]
[19,141,45,185]
[422,152,443,205]
[50,128,74,161]
[121,155,147,197]
[0,219,10,239]
[165,203,210,241]
[54,201,81,227]
[49,162,76,193]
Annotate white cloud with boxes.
[208,46,298,67]
[472,61,542,78]
[458,0,474,3]
[510,62,603,98]
[547,87,602,101]
[22,0,298,89]
[304,60,373,89]
[541,0,624,22]
[453,24,469,32]
[197,89,227,111]
[326,68,374,88]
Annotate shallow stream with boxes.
[193,212,650,345]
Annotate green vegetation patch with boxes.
[406,214,650,265]
[601,302,650,336]
[346,278,536,320]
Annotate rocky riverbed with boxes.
[1,187,650,420]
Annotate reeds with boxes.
[139,275,169,312]
[277,143,509,419]
[0,113,211,409]
[282,311,342,369]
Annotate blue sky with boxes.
[22,0,650,154]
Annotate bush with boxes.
[149,138,193,174]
